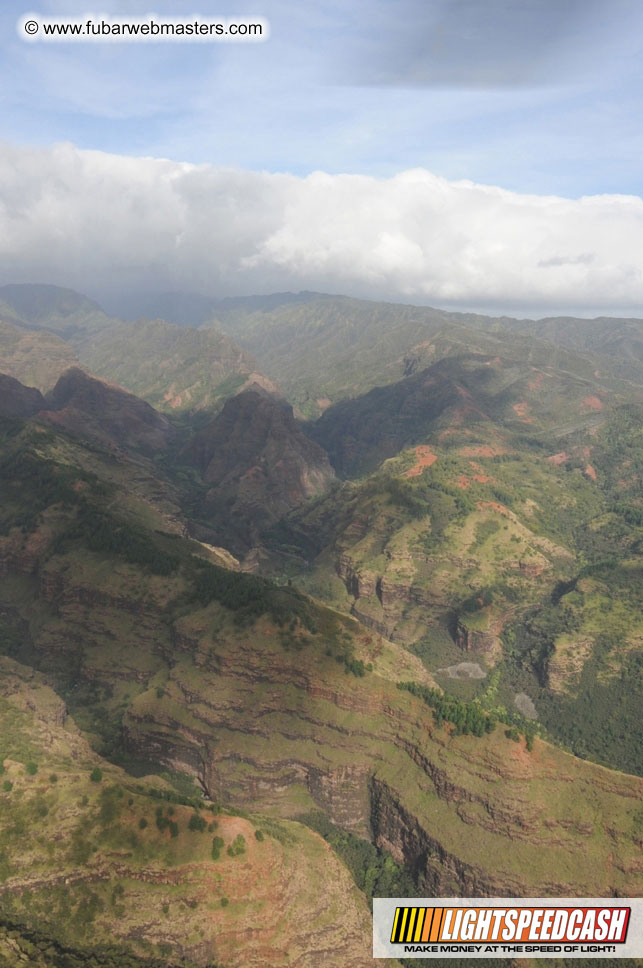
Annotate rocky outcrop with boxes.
[455,619,502,660]
[337,555,379,599]
[42,367,176,456]
[371,778,530,896]
[183,389,335,545]
[0,372,45,419]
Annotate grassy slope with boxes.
[0,320,79,393]
[0,420,640,916]
[0,284,273,416]
[0,657,375,968]
[74,319,265,415]
[213,296,643,417]
[266,356,643,773]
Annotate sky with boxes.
[1,0,643,315]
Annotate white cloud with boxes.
[1,140,642,314]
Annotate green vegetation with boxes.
[226,834,246,857]
[187,813,206,832]
[0,915,210,968]
[298,812,414,909]
[57,507,180,577]
[398,681,496,737]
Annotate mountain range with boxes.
[0,283,642,968]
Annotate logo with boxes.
[373,898,643,959]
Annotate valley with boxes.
[0,283,642,966]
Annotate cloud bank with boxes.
[1,141,642,314]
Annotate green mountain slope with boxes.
[0,409,640,922]
[0,285,277,416]
[212,295,643,417]
[266,353,643,774]
[0,658,374,968]
[0,319,79,393]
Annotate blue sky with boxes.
[1,1,643,313]
[2,0,643,196]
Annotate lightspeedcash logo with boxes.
[373,898,643,959]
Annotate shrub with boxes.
[188,813,207,833]
[90,767,103,783]
[227,834,246,857]
[25,762,38,776]
[168,820,179,838]
[49,773,58,784]
[220,897,229,908]
[138,818,148,830]
[211,835,224,860]
[254,829,264,842]
[2,781,12,792]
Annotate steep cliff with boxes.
[183,388,335,547]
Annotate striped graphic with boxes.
[391,907,446,943]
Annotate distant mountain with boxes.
[488,313,643,378]
[107,289,323,326]
[0,282,110,338]
[0,318,79,392]
[77,316,277,415]
[183,387,335,548]
[213,294,643,417]
[0,284,279,415]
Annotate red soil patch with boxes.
[584,464,597,481]
[459,444,506,458]
[527,371,545,391]
[582,395,603,411]
[512,401,533,422]
[467,461,492,483]
[163,389,186,408]
[546,451,569,465]
[477,500,511,518]
[455,475,471,489]
[438,427,474,440]
[404,445,437,478]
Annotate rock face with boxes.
[184,388,335,545]
[455,618,502,661]
[2,505,642,905]
[42,367,176,456]
[0,372,45,419]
